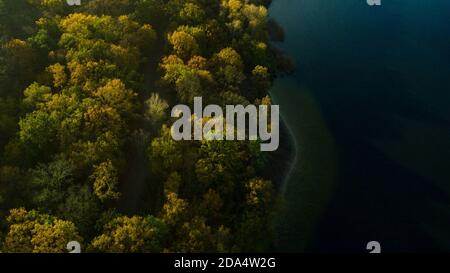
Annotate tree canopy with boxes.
[0,0,281,253]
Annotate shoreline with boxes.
[278,110,299,195]
[270,78,338,252]
[267,0,338,252]
[264,116,297,192]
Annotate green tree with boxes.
[144,93,169,130]
[178,3,205,25]
[18,110,57,163]
[22,83,52,111]
[0,0,279,253]
[80,0,134,17]
[148,125,184,176]
[58,185,100,238]
[195,139,251,195]
[29,156,75,210]
[0,0,41,39]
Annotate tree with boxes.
[90,215,167,253]
[233,177,275,252]
[58,13,154,89]
[69,130,123,172]
[148,125,184,176]
[2,208,82,253]
[178,3,205,25]
[0,39,37,95]
[235,210,272,252]
[144,93,169,129]
[188,56,208,70]
[168,31,199,60]
[0,0,279,253]
[250,65,271,98]
[47,64,67,89]
[28,17,60,52]
[195,139,249,195]
[58,185,100,238]
[175,67,203,103]
[161,192,188,226]
[80,0,134,17]
[133,0,168,27]
[31,219,81,253]
[29,156,75,211]
[245,178,274,211]
[0,0,41,39]
[94,79,137,118]
[22,83,52,111]
[221,0,268,40]
[198,189,224,224]
[39,0,65,16]
[164,172,181,194]
[211,48,245,91]
[160,56,213,103]
[241,4,268,39]
[82,104,124,139]
[172,216,214,252]
[90,160,121,202]
[18,110,57,163]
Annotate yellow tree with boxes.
[90,215,167,253]
[168,31,199,60]
[90,160,121,202]
[2,208,82,253]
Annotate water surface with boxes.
[270,0,450,252]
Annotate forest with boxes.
[0,0,285,253]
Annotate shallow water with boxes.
[270,0,450,252]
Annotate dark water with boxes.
[270,0,450,252]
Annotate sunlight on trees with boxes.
[0,0,280,253]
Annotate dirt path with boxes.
[118,42,165,215]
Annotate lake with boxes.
[270,0,450,252]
